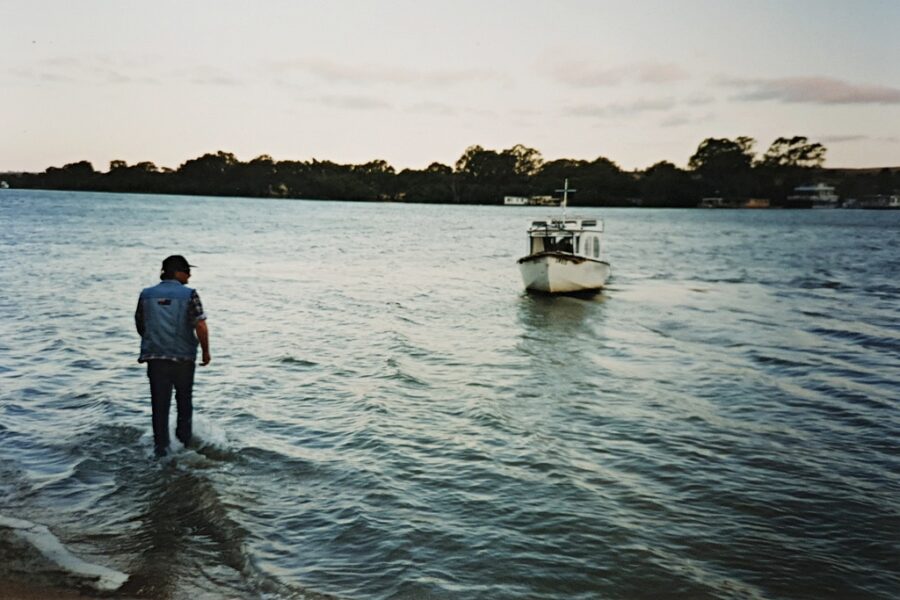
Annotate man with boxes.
[135,255,211,457]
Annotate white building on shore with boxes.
[504,195,559,206]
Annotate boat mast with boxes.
[556,178,576,221]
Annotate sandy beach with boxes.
[0,579,96,600]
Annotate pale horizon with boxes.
[2,0,899,173]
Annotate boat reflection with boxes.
[514,292,609,398]
[516,292,607,337]
[517,291,607,361]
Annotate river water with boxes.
[0,189,897,599]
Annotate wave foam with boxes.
[0,514,128,591]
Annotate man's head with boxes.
[160,255,195,282]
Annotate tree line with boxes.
[4,137,898,207]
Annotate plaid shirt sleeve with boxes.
[190,290,206,325]
[135,296,145,336]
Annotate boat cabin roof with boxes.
[527,218,603,236]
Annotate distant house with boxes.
[503,195,560,206]
[504,196,529,205]
[849,194,900,209]
[698,197,728,208]
[743,198,770,209]
[698,197,770,209]
[785,183,839,209]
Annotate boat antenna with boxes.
[556,178,576,221]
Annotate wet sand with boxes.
[0,579,95,600]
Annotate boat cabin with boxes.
[526,218,605,260]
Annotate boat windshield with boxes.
[532,233,575,254]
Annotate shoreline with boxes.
[5,186,899,210]
[0,578,97,600]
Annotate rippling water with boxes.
[0,189,898,599]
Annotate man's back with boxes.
[136,279,200,362]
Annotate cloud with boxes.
[659,111,716,128]
[818,134,869,143]
[181,66,242,87]
[685,94,715,106]
[724,76,900,104]
[634,62,690,84]
[818,134,900,144]
[271,58,500,87]
[315,94,392,110]
[659,114,691,127]
[11,56,164,85]
[10,56,254,88]
[407,101,457,116]
[405,101,496,118]
[565,98,676,118]
[543,59,688,87]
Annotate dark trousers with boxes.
[147,360,195,453]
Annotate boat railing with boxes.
[528,218,603,233]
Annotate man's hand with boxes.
[196,320,211,367]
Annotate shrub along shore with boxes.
[4,137,898,207]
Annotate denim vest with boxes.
[139,280,198,361]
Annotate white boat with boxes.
[854,194,900,209]
[517,179,611,294]
[787,183,839,209]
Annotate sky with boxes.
[2,0,900,173]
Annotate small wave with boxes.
[749,351,812,370]
[808,326,900,356]
[278,356,319,368]
[382,357,429,388]
[237,446,321,476]
[190,415,232,449]
[865,282,900,297]
[0,514,128,591]
[68,358,105,370]
[790,276,849,290]
[140,416,240,463]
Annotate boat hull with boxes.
[517,252,611,294]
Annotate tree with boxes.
[396,163,455,203]
[36,160,99,190]
[454,145,522,203]
[61,161,96,176]
[759,136,826,168]
[688,137,757,199]
[455,145,515,180]
[133,161,159,173]
[688,137,755,172]
[757,136,828,203]
[639,161,696,207]
[240,155,277,197]
[425,162,452,175]
[177,152,237,178]
[504,144,543,176]
[353,159,395,175]
[101,159,163,192]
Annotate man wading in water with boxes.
[135,255,211,457]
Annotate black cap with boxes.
[161,255,196,274]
